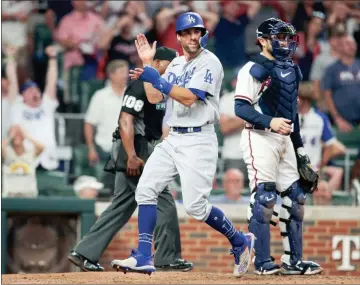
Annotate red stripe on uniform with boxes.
[248,130,258,188]
[234,95,252,103]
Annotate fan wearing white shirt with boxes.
[10,45,59,170]
[84,60,129,165]
[298,83,346,194]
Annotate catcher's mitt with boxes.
[296,151,319,194]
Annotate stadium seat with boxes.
[334,129,360,149]
[332,191,354,206]
[79,79,105,113]
[72,144,105,181]
[37,170,75,197]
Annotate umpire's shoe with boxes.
[155,259,194,272]
[281,260,323,275]
[68,250,104,272]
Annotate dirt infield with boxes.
[2,272,360,284]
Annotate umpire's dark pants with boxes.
[74,139,182,266]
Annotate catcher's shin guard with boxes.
[248,182,277,267]
[279,180,306,265]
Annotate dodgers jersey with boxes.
[299,107,335,171]
[161,49,224,127]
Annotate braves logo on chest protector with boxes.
[250,54,302,122]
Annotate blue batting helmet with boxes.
[175,12,209,48]
[257,18,299,61]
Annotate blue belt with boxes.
[171,127,202,133]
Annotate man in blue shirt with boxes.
[321,35,360,132]
[214,1,260,69]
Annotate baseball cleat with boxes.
[111,249,155,275]
[281,260,323,275]
[254,260,281,275]
[230,232,255,278]
[68,250,104,272]
[155,258,194,272]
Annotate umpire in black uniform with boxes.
[68,47,193,272]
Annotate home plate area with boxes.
[2,272,360,284]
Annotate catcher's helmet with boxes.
[176,12,208,48]
[256,18,299,61]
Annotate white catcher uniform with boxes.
[135,49,224,221]
[235,62,300,193]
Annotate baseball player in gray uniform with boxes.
[111,12,254,277]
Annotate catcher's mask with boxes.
[257,18,299,61]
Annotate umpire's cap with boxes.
[154,47,178,62]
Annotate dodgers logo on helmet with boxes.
[188,14,196,23]
[175,12,209,48]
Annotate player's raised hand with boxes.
[135,34,157,65]
[129,68,144,80]
[270,118,292,135]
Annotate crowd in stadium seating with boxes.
[1,0,360,205]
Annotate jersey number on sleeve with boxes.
[204,69,213,84]
[122,95,144,112]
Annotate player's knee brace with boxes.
[248,182,277,224]
[279,180,307,264]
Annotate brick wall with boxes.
[97,213,360,276]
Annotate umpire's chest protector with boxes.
[249,54,302,122]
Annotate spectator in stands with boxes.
[2,46,20,140]
[214,1,260,69]
[219,74,248,185]
[56,0,107,102]
[209,168,249,204]
[2,125,44,198]
[298,82,346,195]
[296,11,325,81]
[291,1,326,32]
[310,25,346,111]
[1,1,34,65]
[321,35,360,132]
[46,0,73,26]
[84,60,128,189]
[244,1,283,58]
[73,175,104,199]
[326,2,353,31]
[277,1,297,23]
[10,45,59,171]
[152,1,219,55]
[102,11,141,69]
[98,0,127,28]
